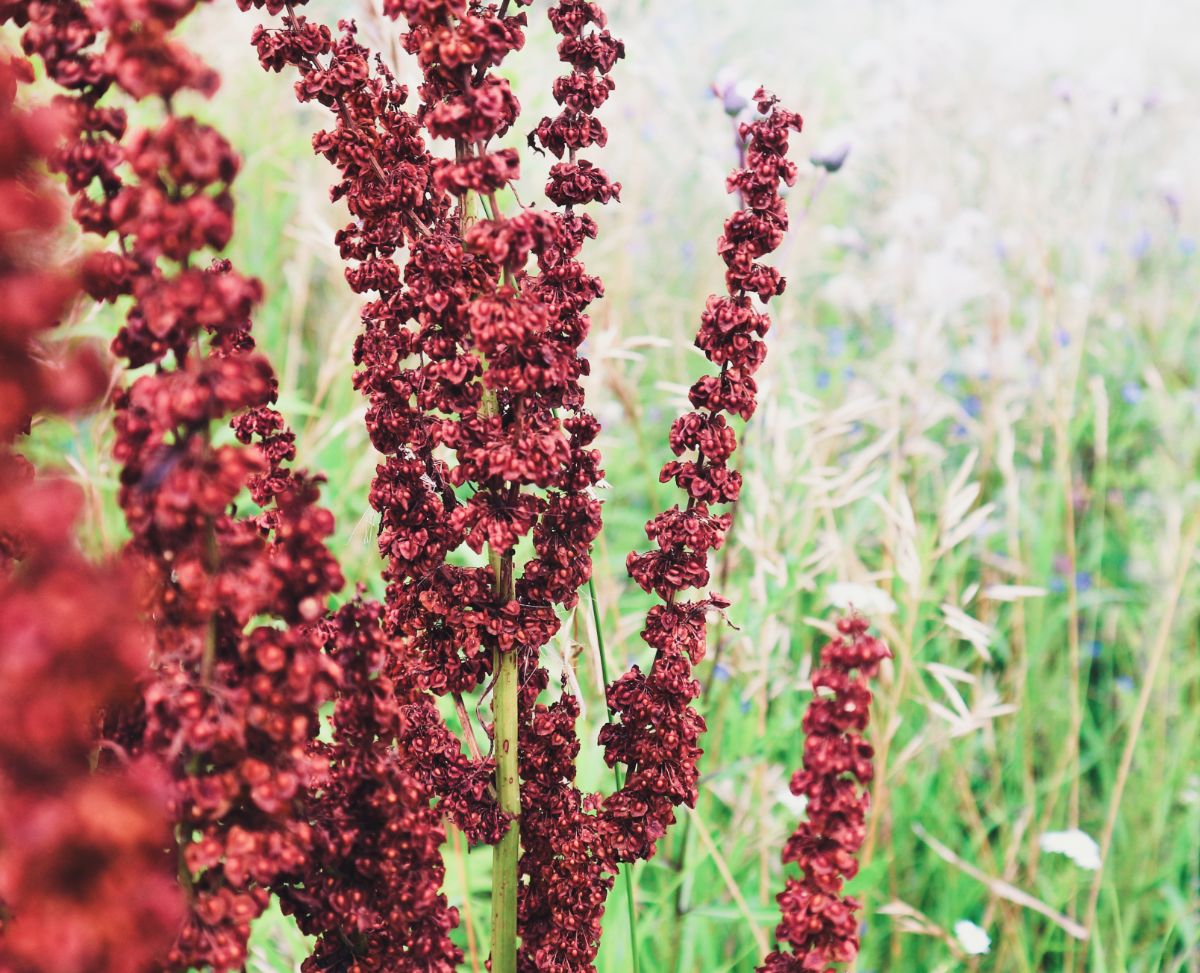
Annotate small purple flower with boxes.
[1121,382,1143,405]
[810,141,851,173]
[710,69,753,116]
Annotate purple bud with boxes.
[811,141,851,173]
[710,68,753,116]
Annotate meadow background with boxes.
[30,0,1200,969]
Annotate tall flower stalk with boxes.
[759,616,890,972]
[0,52,182,973]
[6,2,351,968]
[609,87,803,848]
[239,1,617,968]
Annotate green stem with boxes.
[469,186,519,966]
[489,543,519,973]
[483,349,518,970]
[588,577,641,973]
[589,575,614,694]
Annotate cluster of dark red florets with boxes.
[603,89,803,855]
[241,0,506,847]
[239,1,619,966]
[509,3,627,967]
[240,0,614,874]
[4,2,355,969]
[758,616,890,973]
[281,598,462,972]
[0,54,182,973]
[532,0,623,203]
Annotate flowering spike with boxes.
[279,598,462,972]
[0,53,182,973]
[240,0,613,880]
[758,615,890,973]
[8,1,355,967]
[511,1,625,966]
[604,89,803,860]
[238,0,506,852]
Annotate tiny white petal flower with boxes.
[1039,828,1102,870]
[953,919,991,956]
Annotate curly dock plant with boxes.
[0,1,889,971]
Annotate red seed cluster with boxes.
[605,90,803,858]
[514,671,612,972]
[240,0,610,871]
[242,0,502,845]
[281,598,462,972]
[513,3,626,965]
[532,0,623,204]
[626,91,802,595]
[5,2,353,969]
[758,616,890,973]
[0,54,182,973]
[242,1,619,965]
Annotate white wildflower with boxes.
[953,919,991,956]
[1039,828,1101,870]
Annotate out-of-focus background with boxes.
[36,0,1200,969]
